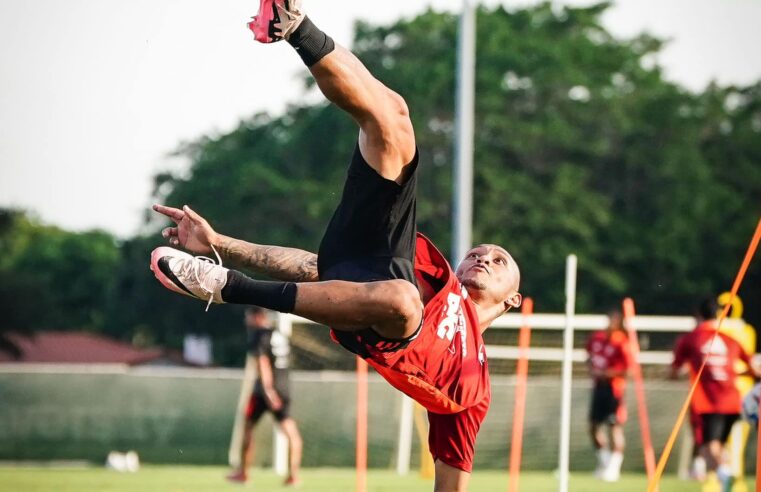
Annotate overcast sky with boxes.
[1,0,760,238]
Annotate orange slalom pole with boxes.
[647,217,761,492]
[622,298,657,489]
[356,357,368,492]
[508,298,534,492]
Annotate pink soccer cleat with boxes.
[247,0,305,43]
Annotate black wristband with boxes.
[287,16,335,67]
[221,270,297,313]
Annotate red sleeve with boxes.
[427,396,489,473]
[730,336,752,365]
[672,335,687,368]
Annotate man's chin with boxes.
[461,278,486,291]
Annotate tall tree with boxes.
[110,3,761,361]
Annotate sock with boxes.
[716,464,732,483]
[607,451,623,473]
[221,270,297,313]
[596,448,611,468]
[287,16,335,66]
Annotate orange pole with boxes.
[356,357,368,492]
[622,298,657,489]
[757,419,760,492]
[647,217,761,492]
[508,298,534,492]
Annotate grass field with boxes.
[0,465,748,492]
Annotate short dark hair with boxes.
[697,297,718,320]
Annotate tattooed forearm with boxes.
[214,234,319,282]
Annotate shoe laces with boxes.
[177,245,224,311]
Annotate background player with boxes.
[227,307,302,486]
[716,293,757,492]
[150,1,521,490]
[586,308,632,482]
[671,297,755,492]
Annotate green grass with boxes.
[0,465,750,491]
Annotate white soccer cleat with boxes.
[600,451,623,482]
[150,246,228,310]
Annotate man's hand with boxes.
[153,204,218,255]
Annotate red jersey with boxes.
[672,321,750,415]
[365,234,491,472]
[586,329,632,397]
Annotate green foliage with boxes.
[102,2,761,358]
[0,209,120,355]
[3,3,760,362]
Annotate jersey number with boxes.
[437,293,463,341]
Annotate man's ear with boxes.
[504,293,522,312]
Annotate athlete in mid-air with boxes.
[151,2,521,490]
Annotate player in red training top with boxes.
[149,2,521,491]
[586,309,632,482]
[671,297,755,492]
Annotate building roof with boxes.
[0,331,175,365]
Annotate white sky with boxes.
[1,0,759,238]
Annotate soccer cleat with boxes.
[283,475,301,487]
[225,470,248,484]
[150,246,228,310]
[247,0,305,43]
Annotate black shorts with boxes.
[590,380,624,425]
[246,391,290,423]
[700,413,739,444]
[318,144,420,356]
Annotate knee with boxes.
[386,90,410,119]
[387,279,423,324]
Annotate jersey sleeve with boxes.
[729,335,752,366]
[672,335,687,368]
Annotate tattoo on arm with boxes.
[216,235,319,282]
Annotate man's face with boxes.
[455,244,521,310]
[245,311,272,330]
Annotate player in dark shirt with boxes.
[227,307,302,486]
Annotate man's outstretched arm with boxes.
[214,234,318,283]
[154,204,318,282]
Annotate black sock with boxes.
[287,16,335,67]
[221,270,297,313]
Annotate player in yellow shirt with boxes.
[716,293,756,492]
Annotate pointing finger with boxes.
[153,204,185,224]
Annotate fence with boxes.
[2,364,754,474]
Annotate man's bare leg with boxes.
[308,47,416,183]
[279,418,302,484]
[250,3,416,182]
[434,460,471,492]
